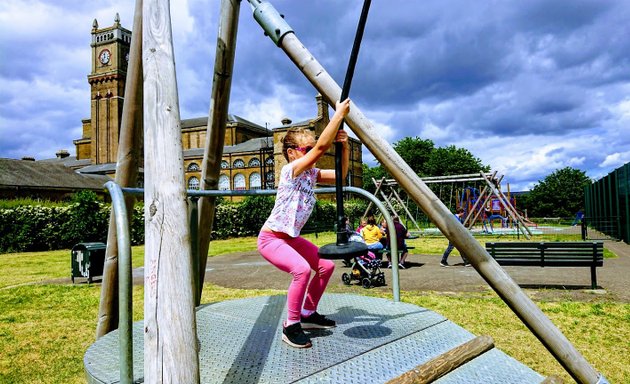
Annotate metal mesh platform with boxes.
[84,293,543,383]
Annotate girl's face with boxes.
[288,136,316,163]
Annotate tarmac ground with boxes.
[197,239,630,303]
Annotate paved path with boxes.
[203,240,630,303]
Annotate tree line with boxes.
[361,136,591,218]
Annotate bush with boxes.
[0,193,370,252]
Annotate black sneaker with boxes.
[282,322,312,348]
[440,261,450,267]
[301,312,336,329]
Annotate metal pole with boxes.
[122,185,400,301]
[334,0,372,246]
[245,2,604,382]
[105,181,133,384]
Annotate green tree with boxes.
[362,163,388,193]
[423,145,490,176]
[393,137,435,175]
[525,167,591,218]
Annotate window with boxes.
[249,172,261,189]
[265,156,274,166]
[248,158,261,167]
[234,173,246,190]
[233,159,245,168]
[187,162,200,172]
[219,175,230,190]
[221,160,229,169]
[265,171,275,188]
[187,176,200,190]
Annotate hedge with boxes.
[0,192,368,253]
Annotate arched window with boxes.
[187,176,200,190]
[233,159,245,168]
[248,158,261,167]
[249,172,261,189]
[221,160,229,169]
[187,162,200,172]
[265,156,274,166]
[234,173,246,190]
[265,171,275,188]
[219,175,230,190]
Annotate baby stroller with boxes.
[341,251,386,289]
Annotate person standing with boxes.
[257,99,351,348]
[440,207,470,267]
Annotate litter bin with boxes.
[71,242,106,283]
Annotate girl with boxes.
[257,98,351,348]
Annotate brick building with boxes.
[60,15,363,194]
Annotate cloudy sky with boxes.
[1,0,629,190]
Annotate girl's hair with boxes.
[282,127,313,161]
[367,215,376,225]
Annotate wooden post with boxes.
[386,335,494,384]
[197,0,241,304]
[251,7,600,381]
[96,0,144,339]
[143,0,199,382]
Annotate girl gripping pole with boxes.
[257,98,351,348]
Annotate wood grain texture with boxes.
[143,0,199,382]
[386,335,494,384]
[197,0,241,305]
[97,0,144,340]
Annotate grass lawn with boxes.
[0,234,628,383]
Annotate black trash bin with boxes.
[71,242,106,283]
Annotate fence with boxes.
[584,162,630,243]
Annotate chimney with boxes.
[281,117,292,125]
[56,149,70,159]
[21,156,35,161]
[316,94,329,121]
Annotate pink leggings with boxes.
[257,231,335,323]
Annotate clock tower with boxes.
[75,14,131,165]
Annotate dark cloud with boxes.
[2,0,630,190]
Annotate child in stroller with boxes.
[341,251,386,289]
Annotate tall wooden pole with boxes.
[143,0,199,382]
[196,0,241,305]
[246,2,602,382]
[96,0,144,339]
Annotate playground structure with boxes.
[365,172,536,238]
[90,0,608,383]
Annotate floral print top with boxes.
[264,163,319,237]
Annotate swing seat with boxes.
[319,241,368,260]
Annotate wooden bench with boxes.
[485,241,604,289]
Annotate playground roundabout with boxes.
[83,242,630,383]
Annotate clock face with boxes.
[99,49,111,65]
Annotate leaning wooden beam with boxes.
[197,0,241,306]
[246,2,603,382]
[389,184,421,231]
[363,176,385,218]
[96,0,144,339]
[143,0,199,382]
[385,335,494,384]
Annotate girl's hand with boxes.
[335,130,348,144]
[335,98,351,118]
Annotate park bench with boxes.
[485,241,604,289]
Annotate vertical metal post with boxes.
[105,181,133,384]
[189,197,200,305]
